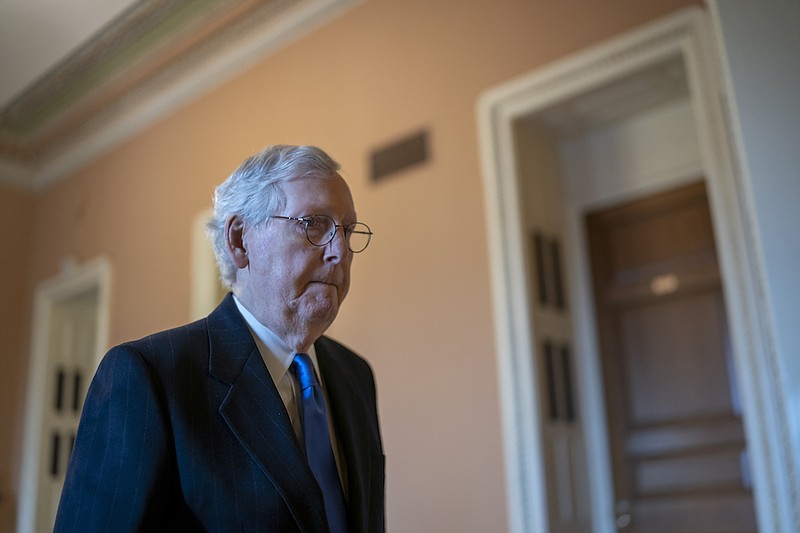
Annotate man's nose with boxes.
[324,226,349,262]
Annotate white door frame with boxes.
[477,7,797,533]
[17,256,111,533]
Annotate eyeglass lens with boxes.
[305,215,371,253]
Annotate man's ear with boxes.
[224,215,249,269]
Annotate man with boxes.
[54,145,384,532]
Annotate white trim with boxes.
[701,2,799,528]
[477,7,797,532]
[17,256,112,533]
[478,96,549,533]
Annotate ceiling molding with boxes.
[0,0,359,191]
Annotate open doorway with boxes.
[479,7,790,533]
[18,258,111,533]
[585,182,755,530]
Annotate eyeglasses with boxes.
[269,214,373,253]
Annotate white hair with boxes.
[206,145,341,288]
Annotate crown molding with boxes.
[0,0,360,191]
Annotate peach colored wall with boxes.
[9,0,699,530]
[0,182,34,531]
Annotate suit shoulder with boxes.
[111,317,209,365]
[316,335,376,381]
[124,317,207,348]
[317,335,367,362]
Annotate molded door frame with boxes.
[477,7,797,532]
[18,256,111,533]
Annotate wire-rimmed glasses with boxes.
[269,214,373,253]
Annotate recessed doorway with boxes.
[478,7,787,532]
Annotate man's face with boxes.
[239,173,355,341]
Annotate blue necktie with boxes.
[291,353,348,533]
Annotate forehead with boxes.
[282,173,355,214]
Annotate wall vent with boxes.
[370,130,430,182]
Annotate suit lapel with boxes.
[207,295,328,533]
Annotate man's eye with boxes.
[305,216,323,228]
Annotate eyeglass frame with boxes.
[268,214,373,252]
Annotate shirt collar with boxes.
[232,295,319,381]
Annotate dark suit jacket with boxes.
[54,293,384,532]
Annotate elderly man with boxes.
[55,145,384,532]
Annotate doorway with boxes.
[18,258,111,533]
[586,182,755,531]
[478,7,789,533]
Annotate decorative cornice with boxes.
[0,0,358,190]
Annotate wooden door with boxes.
[586,182,757,532]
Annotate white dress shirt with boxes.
[233,295,347,493]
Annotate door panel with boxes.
[37,288,98,531]
[619,290,732,422]
[586,181,756,532]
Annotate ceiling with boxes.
[532,54,689,138]
[0,0,356,191]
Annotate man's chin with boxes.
[300,298,339,325]
[300,283,347,319]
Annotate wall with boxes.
[0,182,35,532]
[560,97,702,207]
[709,0,800,512]
[7,0,700,530]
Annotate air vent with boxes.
[370,130,430,182]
